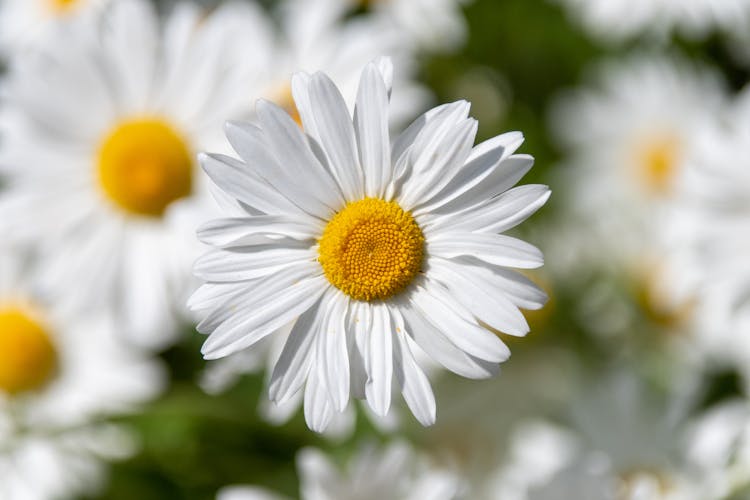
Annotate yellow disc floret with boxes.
[0,307,58,395]
[49,0,81,14]
[634,135,681,195]
[318,198,424,301]
[98,118,193,217]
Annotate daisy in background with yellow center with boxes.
[663,87,750,368]
[0,0,109,57]
[0,247,163,500]
[191,57,549,431]
[0,0,274,349]
[546,54,726,338]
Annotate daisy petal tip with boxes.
[223,120,244,134]
[419,412,436,427]
[372,55,393,68]
[201,349,220,361]
[255,98,271,110]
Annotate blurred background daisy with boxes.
[2,0,750,498]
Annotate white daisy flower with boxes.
[485,375,708,500]
[355,0,472,52]
[0,247,163,500]
[217,441,462,500]
[0,0,271,349]
[548,55,726,334]
[664,88,750,363]
[0,0,109,57]
[553,0,750,43]
[191,57,549,431]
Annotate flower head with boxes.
[192,57,549,431]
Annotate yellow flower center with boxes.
[49,0,81,14]
[318,198,424,302]
[634,271,693,331]
[97,118,193,217]
[0,307,58,395]
[633,136,681,195]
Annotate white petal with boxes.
[365,304,393,417]
[349,301,371,399]
[201,275,328,359]
[194,246,315,283]
[199,152,302,217]
[304,365,334,433]
[102,0,158,110]
[317,293,350,412]
[399,118,478,210]
[436,256,548,311]
[432,154,535,215]
[414,132,526,215]
[386,102,471,200]
[197,216,320,247]
[399,300,498,379]
[224,121,333,219]
[309,72,364,200]
[411,285,511,363]
[428,261,529,336]
[428,185,550,234]
[396,103,473,205]
[188,282,248,312]
[255,100,344,209]
[355,63,391,199]
[290,72,320,141]
[374,56,394,96]
[297,448,339,496]
[269,292,330,405]
[391,311,436,426]
[120,234,174,350]
[391,101,471,171]
[196,263,314,332]
[428,233,544,269]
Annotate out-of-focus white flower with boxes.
[685,400,750,499]
[483,374,709,500]
[0,0,109,57]
[0,248,163,500]
[664,88,750,365]
[478,420,581,500]
[245,0,427,130]
[217,441,462,500]
[548,55,727,336]
[191,58,548,431]
[553,0,750,43]
[354,0,472,52]
[0,0,271,350]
